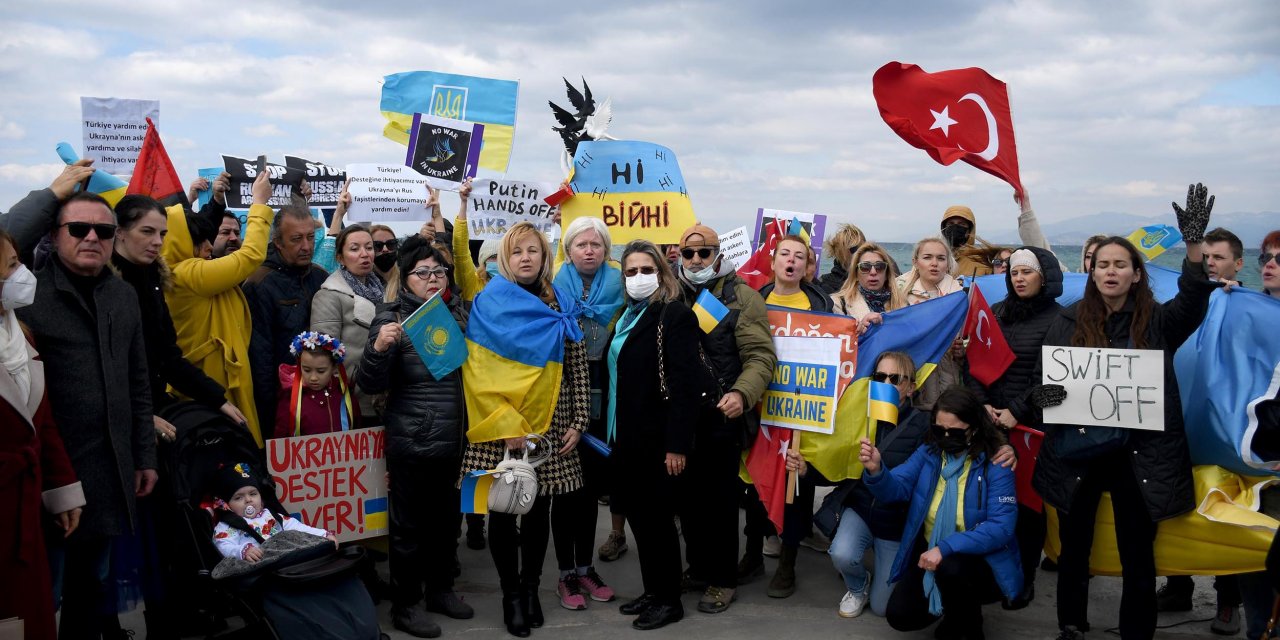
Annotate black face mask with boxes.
[941,223,969,249]
[931,425,970,455]
[374,252,398,272]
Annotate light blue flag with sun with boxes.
[402,292,467,381]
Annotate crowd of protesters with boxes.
[1,160,1278,640]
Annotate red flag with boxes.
[1011,425,1043,512]
[745,424,792,532]
[736,218,785,289]
[872,62,1023,195]
[963,284,1015,386]
[127,117,188,206]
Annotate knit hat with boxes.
[1009,248,1042,275]
[477,239,501,268]
[680,223,719,249]
[214,462,259,503]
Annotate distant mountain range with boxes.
[982,211,1279,247]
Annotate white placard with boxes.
[467,178,559,240]
[80,96,159,176]
[1042,346,1165,431]
[760,336,841,435]
[345,163,431,222]
[719,225,752,269]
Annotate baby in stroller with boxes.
[212,462,336,562]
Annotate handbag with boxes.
[486,435,551,516]
[656,303,723,409]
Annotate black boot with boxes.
[502,590,530,638]
[522,579,544,628]
[143,609,179,640]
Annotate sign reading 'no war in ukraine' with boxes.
[761,336,841,435]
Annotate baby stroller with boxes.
[158,401,382,640]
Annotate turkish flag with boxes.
[872,62,1024,195]
[1011,425,1043,512]
[127,117,189,207]
[963,284,1015,386]
[736,218,785,290]
[745,424,792,532]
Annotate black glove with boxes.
[1171,182,1214,244]
[1028,384,1067,409]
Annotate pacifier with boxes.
[243,505,257,517]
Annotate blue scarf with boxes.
[606,301,648,445]
[924,452,967,616]
[554,262,624,324]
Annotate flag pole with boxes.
[785,430,800,504]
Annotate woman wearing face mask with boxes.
[831,243,906,332]
[371,225,400,283]
[608,240,701,631]
[0,228,86,640]
[860,386,1020,640]
[311,224,384,424]
[896,237,962,306]
[1026,196,1224,640]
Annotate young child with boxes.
[275,331,361,439]
[212,462,335,561]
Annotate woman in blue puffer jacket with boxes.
[860,385,1020,640]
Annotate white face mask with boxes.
[683,261,718,286]
[1,264,37,310]
[625,273,659,300]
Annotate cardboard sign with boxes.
[468,178,559,240]
[766,307,858,397]
[561,140,695,245]
[753,208,828,273]
[221,154,303,209]
[80,96,159,176]
[345,163,433,222]
[719,226,752,269]
[1042,346,1165,431]
[405,113,483,190]
[761,336,841,434]
[267,428,388,543]
[285,155,346,208]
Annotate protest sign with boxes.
[468,178,559,240]
[761,336,841,435]
[285,155,346,208]
[402,292,468,379]
[221,154,303,209]
[562,140,696,245]
[754,208,828,271]
[1042,346,1165,431]
[80,97,159,176]
[345,163,431,222]
[719,226,752,269]
[766,307,858,397]
[381,70,520,173]
[193,167,222,210]
[267,427,388,543]
[405,113,483,190]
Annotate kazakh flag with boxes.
[56,142,127,207]
[381,71,519,173]
[463,275,584,443]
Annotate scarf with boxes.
[860,286,892,313]
[0,310,30,402]
[924,452,968,616]
[340,268,385,305]
[606,301,648,445]
[554,262,624,324]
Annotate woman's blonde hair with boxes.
[823,223,866,270]
[498,222,555,302]
[898,236,955,300]
[620,240,681,303]
[833,242,905,313]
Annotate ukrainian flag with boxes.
[787,216,810,244]
[462,275,584,443]
[56,142,127,207]
[460,469,499,515]
[1125,223,1183,261]
[381,71,519,173]
[868,380,900,425]
[561,140,696,245]
[692,289,730,334]
[363,497,388,532]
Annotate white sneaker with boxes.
[838,588,868,618]
[762,535,782,558]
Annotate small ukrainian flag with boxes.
[868,380,900,425]
[459,470,498,515]
[692,289,730,334]
[363,497,388,531]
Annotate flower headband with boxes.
[289,331,346,363]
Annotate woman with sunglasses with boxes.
[859,385,1021,640]
[831,242,906,332]
[1261,230,1280,297]
[357,235,474,638]
[988,247,1013,276]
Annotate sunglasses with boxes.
[1260,253,1279,268]
[408,267,449,280]
[60,222,117,240]
[858,261,888,274]
[373,239,400,253]
[991,258,1007,267]
[681,247,716,260]
[624,266,658,277]
[932,425,967,436]
[871,372,905,385]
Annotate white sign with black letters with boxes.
[1042,346,1165,431]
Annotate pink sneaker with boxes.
[557,575,587,610]
[578,569,616,602]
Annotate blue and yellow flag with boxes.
[786,216,810,244]
[692,288,730,334]
[1125,223,1183,261]
[362,497,388,531]
[868,380,900,425]
[56,142,127,207]
[462,275,584,443]
[561,140,696,245]
[381,71,519,173]
[402,292,468,380]
[460,469,499,515]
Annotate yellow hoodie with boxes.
[161,203,275,446]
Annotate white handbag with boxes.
[487,436,550,516]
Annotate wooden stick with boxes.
[785,430,800,504]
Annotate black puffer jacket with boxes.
[816,260,849,295]
[358,289,469,460]
[842,405,929,540]
[969,246,1063,425]
[1030,259,1217,522]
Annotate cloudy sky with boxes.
[1,0,1276,242]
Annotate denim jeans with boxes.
[828,507,900,617]
[1237,571,1275,640]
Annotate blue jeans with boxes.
[828,507,900,617]
[1238,571,1275,640]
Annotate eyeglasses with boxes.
[991,258,1007,267]
[857,261,888,274]
[681,247,717,260]
[624,266,658,277]
[871,372,905,385]
[409,267,449,280]
[59,222,117,240]
[373,239,400,253]
[1260,253,1279,268]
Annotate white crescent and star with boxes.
[928,93,1000,161]
[975,310,992,348]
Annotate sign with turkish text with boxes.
[344,163,432,222]
[766,306,858,397]
[80,96,159,176]
[1042,346,1165,431]
[562,140,695,245]
[718,226,752,270]
[760,336,841,435]
[267,427,388,543]
[468,178,560,240]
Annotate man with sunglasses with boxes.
[672,223,776,614]
[4,182,158,638]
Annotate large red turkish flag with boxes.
[127,117,189,207]
[736,218,785,290]
[872,62,1024,195]
[745,424,792,532]
[963,283,1015,387]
